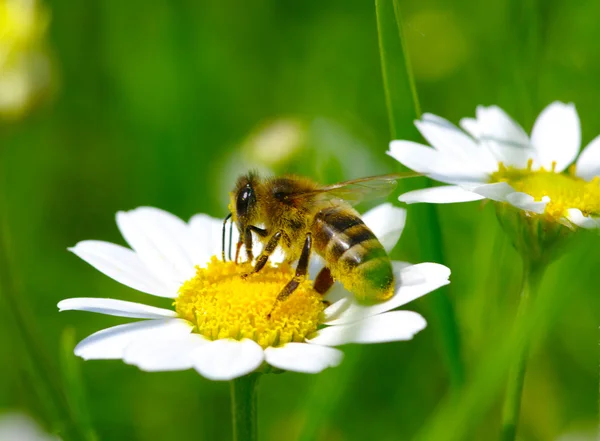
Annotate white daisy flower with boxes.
[58,204,450,381]
[388,102,600,230]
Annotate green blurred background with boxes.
[1,0,599,440]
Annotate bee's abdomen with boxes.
[312,208,394,302]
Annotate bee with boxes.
[223,172,418,312]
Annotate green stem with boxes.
[500,263,544,441]
[412,261,556,441]
[375,0,464,389]
[230,373,261,441]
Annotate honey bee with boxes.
[223,172,418,312]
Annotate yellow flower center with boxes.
[490,160,600,220]
[175,257,324,349]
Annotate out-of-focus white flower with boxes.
[0,412,60,441]
[243,119,307,168]
[555,432,595,441]
[0,0,53,118]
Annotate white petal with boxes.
[531,102,581,172]
[566,208,600,229]
[388,141,445,174]
[392,260,413,271]
[320,278,351,303]
[399,186,485,204]
[361,203,406,252]
[58,298,177,319]
[324,262,450,325]
[74,319,193,360]
[471,105,533,167]
[189,213,234,264]
[264,343,343,373]
[575,134,600,181]
[116,207,196,286]
[471,182,515,202]
[506,193,550,214]
[322,297,352,322]
[123,333,208,372]
[421,112,459,128]
[189,213,267,265]
[387,141,487,185]
[459,117,480,138]
[309,311,426,345]
[69,240,173,298]
[398,261,450,285]
[416,115,497,172]
[475,105,530,146]
[475,184,553,215]
[307,254,326,280]
[192,339,264,381]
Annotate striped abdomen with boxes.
[312,207,394,303]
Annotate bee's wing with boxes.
[291,172,421,206]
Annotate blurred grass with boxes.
[0,161,89,440]
[376,0,464,390]
[0,0,599,440]
[59,328,97,441]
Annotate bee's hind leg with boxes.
[313,267,334,307]
[268,233,312,318]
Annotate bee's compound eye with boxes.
[236,185,254,218]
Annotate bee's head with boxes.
[230,172,259,234]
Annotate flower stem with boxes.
[375,0,464,389]
[230,373,261,441]
[500,263,544,441]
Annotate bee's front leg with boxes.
[234,241,243,264]
[236,226,268,264]
[243,227,254,262]
[242,229,281,278]
[268,233,312,317]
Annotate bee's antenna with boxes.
[222,213,232,261]
[228,216,234,262]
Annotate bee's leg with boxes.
[314,267,334,294]
[234,241,243,264]
[242,230,282,278]
[248,225,268,237]
[313,267,334,307]
[239,225,268,264]
[243,227,254,262]
[268,233,312,317]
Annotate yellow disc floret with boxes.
[491,160,600,221]
[175,257,324,349]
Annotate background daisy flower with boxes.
[58,204,450,381]
[388,102,600,230]
[0,412,60,441]
[0,0,53,118]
